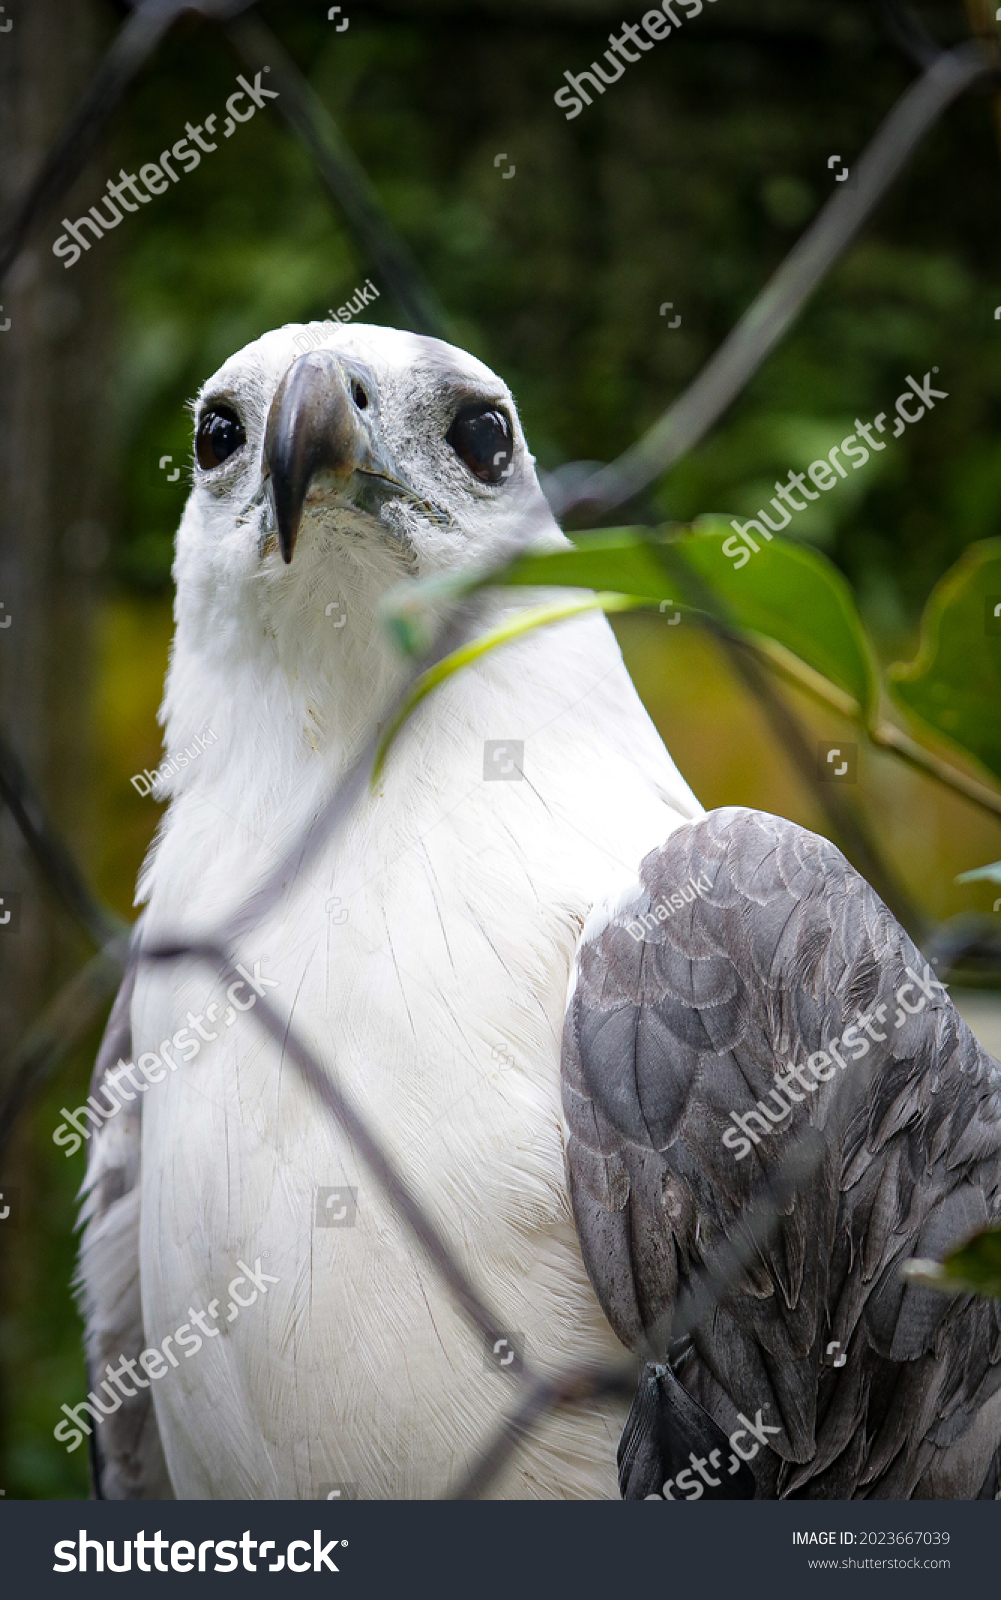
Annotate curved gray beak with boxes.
[263,349,402,564]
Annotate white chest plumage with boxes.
[131,619,700,1498]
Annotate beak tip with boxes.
[263,349,370,568]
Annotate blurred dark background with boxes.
[2,0,1001,1496]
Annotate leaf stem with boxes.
[867,719,1001,818]
[374,585,1001,824]
[370,593,644,785]
[744,633,1001,819]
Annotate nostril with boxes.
[351,381,368,410]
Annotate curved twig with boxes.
[222,11,452,341]
[0,0,258,285]
[553,43,997,522]
[0,733,126,949]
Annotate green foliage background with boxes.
[4,0,1001,1498]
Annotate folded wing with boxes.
[563,807,1001,1499]
[76,927,173,1499]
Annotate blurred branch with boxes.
[0,936,128,1161]
[875,0,945,68]
[144,939,525,1356]
[650,548,929,938]
[553,42,997,522]
[0,733,126,949]
[449,1363,637,1501]
[222,11,453,341]
[747,637,1001,820]
[0,0,258,286]
[962,0,1001,157]
[866,719,1001,815]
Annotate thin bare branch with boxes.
[449,1364,637,1502]
[745,637,1001,821]
[0,0,257,285]
[0,936,130,1159]
[648,546,929,939]
[223,12,452,341]
[143,939,523,1358]
[553,44,996,522]
[0,732,126,949]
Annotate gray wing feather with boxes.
[563,807,1001,1499]
[75,925,173,1499]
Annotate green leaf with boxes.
[377,523,881,777]
[888,539,1001,788]
[672,521,878,717]
[495,521,879,717]
[902,1225,1001,1300]
[496,526,680,603]
[371,592,644,784]
[956,860,1001,886]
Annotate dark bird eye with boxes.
[196,405,246,470]
[351,381,368,410]
[446,404,514,484]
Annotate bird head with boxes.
[162,323,560,785]
[181,320,552,592]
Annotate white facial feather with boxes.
[179,320,554,591]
